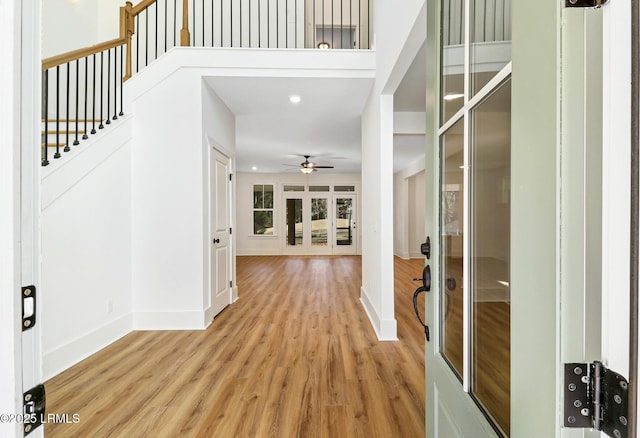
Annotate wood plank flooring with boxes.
[45,256,426,437]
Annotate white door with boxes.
[21,0,44,434]
[426,0,635,436]
[333,195,357,255]
[210,147,231,317]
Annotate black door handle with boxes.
[213,238,220,244]
[413,285,430,342]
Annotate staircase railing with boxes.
[41,0,372,166]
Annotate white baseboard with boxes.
[237,249,281,256]
[409,251,424,259]
[394,250,411,259]
[132,310,207,330]
[43,313,133,381]
[359,286,398,341]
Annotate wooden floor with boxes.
[45,256,426,437]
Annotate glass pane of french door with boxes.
[440,118,465,380]
[470,0,512,95]
[470,79,511,435]
[441,0,466,123]
[311,198,328,247]
[286,198,303,246]
[335,197,354,246]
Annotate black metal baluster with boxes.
[231,0,234,47]
[358,0,361,48]
[74,60,80,145]
[113,47,118,120]
[55,66,61,158]
[42,70,49,166]
[64,63,70,152]
[192,0,195,46]
[286,0,288,47]
[350,0,353,48]
[367,0,369,48]
[276,0,279,48]
[211,0,215,46]
[83,57,89,139]
[295,0,297,47]
[145,9,149,66]
[92,54,96,134]
[314,0,316,47]
[99,52,104,130]
[136,14,140,73]
[155,2,158,58]
[221,0,224,46]
[258,0,261,47]
[323,0,325,46]
[240,0,242,46]
[331,0,334,48]
[341,0,343,49]
[201,0,204,46]
[106,49,111,126]
[174,0,177,46]
[165,0,168,52]
[119,46,124,116]
[267,0,270,47]
[249,0,252,46]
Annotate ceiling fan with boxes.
[298,155,334,174]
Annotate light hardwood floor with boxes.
[45,256,426,437]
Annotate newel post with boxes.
[180,0,191,46]
[121,2,134,81]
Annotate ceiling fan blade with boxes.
[310,165,334,169]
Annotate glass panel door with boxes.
[470,80,511,435]
[285,197,303,247]
[440,118,465,380]
[311,198,329,247]
[432,0,512,435]
[334,195,357,254]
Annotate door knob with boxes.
[213,238,220,244]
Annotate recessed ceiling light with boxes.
[289,95,301,104]
[444,93,464,101]
[251,166,257,171]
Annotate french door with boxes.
[333,195,357,255]
[425,0,512,435]
[426,0,635,436]
[284,194,332,254]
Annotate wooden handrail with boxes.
[42,37,127,71]
[131,0,157,16]
[41,0,189,81]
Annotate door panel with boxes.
[333,195,357,254]
[210,148,231,317]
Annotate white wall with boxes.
[236,172,361,255]
[359,0,425,340]
[393,155,426,259]
[41,118,134,380]
[408,170,426,257]
[131,70,211,330]
[42,0,136,58]
[128,50,246,330]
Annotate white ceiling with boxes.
[203,46,427,175]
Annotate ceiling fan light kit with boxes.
[298,155,334,173]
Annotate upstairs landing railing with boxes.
[41,0,373,166]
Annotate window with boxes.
[253,184,274,235]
